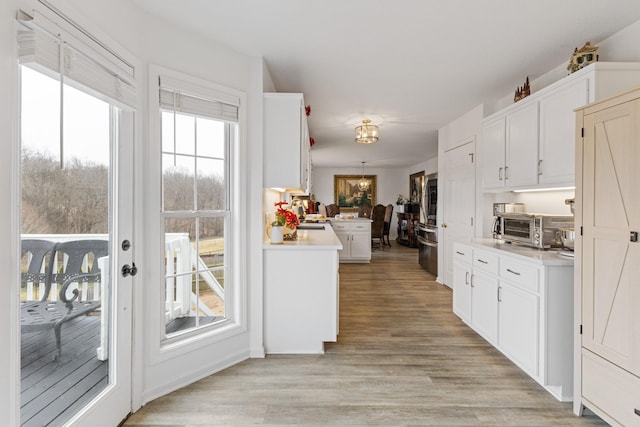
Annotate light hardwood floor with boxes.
[125,244,605,426]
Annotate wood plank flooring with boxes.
[125,244,605,426]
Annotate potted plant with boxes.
[272,201,300,241]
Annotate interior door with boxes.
[19,67,133,426]
[581,98,640,374]
[442,141,476,287]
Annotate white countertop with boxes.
[263,225,343,250]
[466,238,574,266]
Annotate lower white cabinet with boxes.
[331,220,371,263]
[453,242,573,401]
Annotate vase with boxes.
[283,226,297,241]
[268,225,284,244]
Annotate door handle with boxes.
[499,167,503,181]
[631,231,638,242]
[538,159,543,176]
[122,262,138,277]
[497,286,502,302]
[504,166,509,180]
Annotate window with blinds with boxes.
[158,73,238,338]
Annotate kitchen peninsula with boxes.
[263,225,342,353]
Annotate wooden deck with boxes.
[21,315,107,427]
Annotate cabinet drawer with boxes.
[582,350,640,426]
[331,223,347,231]
[472,249,499,275]
[500,258,539,294]
[351,223,370,231]
[453,243,472,264]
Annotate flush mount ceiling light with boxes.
[355,119,379,144]
[358,161,369,191]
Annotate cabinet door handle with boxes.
[465,271,469,285]
[497,286,502,302]
[498,167,504,181]
[470,274,474,287]
[477,258,488,264]
[635,408,640,416]
[538,159,543,176]
[504,166,509,180]
[506,268,521,276]
[456,250,465,256]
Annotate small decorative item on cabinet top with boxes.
[567,41,599,74]
[514,76,531,102]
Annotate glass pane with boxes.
[20,66,112,426]
[175,113,195,155]
[161,111,174,153]
[197,217,225,318]
[164,216,225,336]
[163,154,195,211]
[196,118,224,158]
[196,158,225,210]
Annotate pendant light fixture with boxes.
[358,161,369,191]
[355,119,379,144]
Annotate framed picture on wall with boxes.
[334,175,377,212]
[410,171,425,204]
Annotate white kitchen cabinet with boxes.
[331,220,371,263]
[538,77,589,185]
[481,117,506,190]
[470,271,499,345]
[498,275,539,377]
[264,93,310,191]
[574,86,640,423]
[505,102,539,187]
[453,241,574,401]
[482,63,640,192]
[481,102,539,190]
[452,255,472,324]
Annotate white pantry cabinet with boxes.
[482,62,640,192]
[453,241,574,401]
[331,220,371,263]
[264,93,310,191]
[574,86,640,424]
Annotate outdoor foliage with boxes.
[21,150,108,234]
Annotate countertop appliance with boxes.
[417,224,438,275]
[491,202,524,238]
[497,212,574,249]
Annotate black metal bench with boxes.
[21,239,108,360]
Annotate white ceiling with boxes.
[132,0,640,168]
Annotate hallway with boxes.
[125,244,605,425]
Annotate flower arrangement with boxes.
[396,194,409,205]
[273,201,299,229]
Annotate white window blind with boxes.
[159,76,239,123]
[16,9,136,108]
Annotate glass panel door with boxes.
[19,66,132,426]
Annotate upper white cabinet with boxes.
[538,78,588,185]
[481,63,640,192]
[264,93,310,191]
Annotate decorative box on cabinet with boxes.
[574,85,640,424]
[264,93,310,191]
[331,220,371,263]
[453,242,574,401]
[482,62,640,192]
[396,212,418,247]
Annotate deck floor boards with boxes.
[21,315,107,427]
